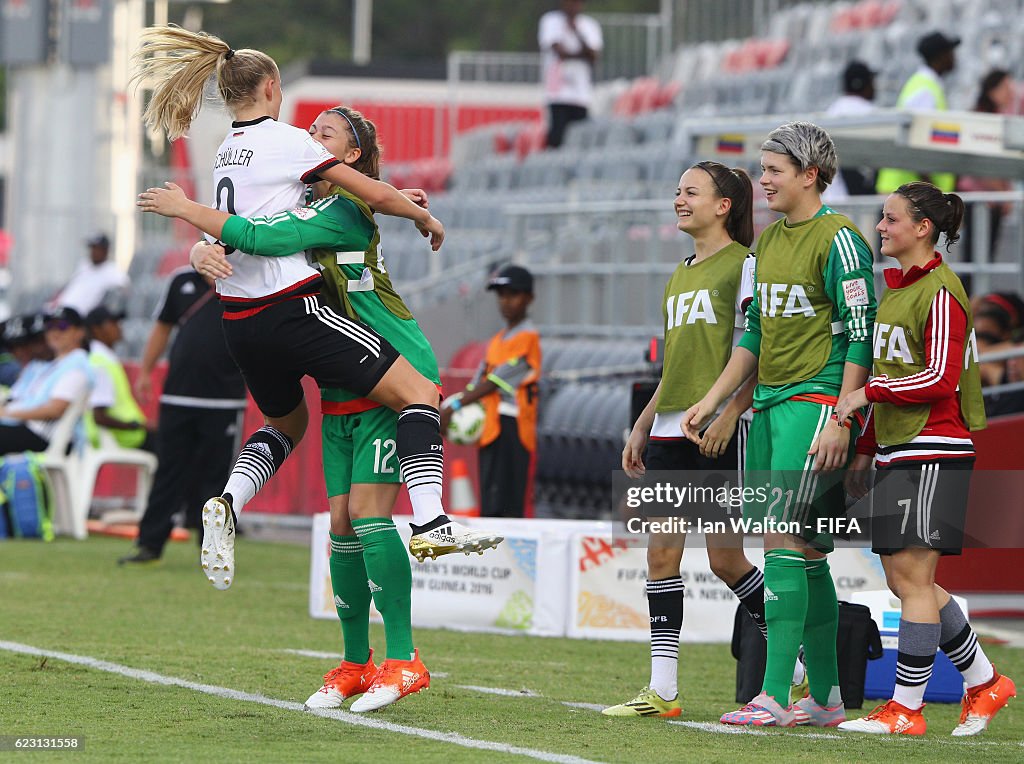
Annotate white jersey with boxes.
[209,117,339,301]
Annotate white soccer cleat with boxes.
[201,496,235,590]
[407,518,503,562]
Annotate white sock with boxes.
[650,657,678,701]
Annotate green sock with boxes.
[352,518,415,660]
[329,533,371,664]
[803,557,841,706]
[762,548,807,703]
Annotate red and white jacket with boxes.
[856,255,975,466]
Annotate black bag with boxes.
[836,601,883,709]
[731,600,883,708]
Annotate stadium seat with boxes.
[73,430,158,533]
[39,391,90,539]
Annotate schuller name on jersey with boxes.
[758,282,816,318]
[665,289,718,330]
[215,147,254,169]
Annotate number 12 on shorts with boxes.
[373,438,396,474]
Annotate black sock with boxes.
[729,567,768,641]
[397,405,445,528]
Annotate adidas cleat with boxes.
[720,692,795,727]
[602,687,682,717]
[201,496,235,590]
[791,695,845,727]
[304,651,378,709]
[408,518,503,562]
[838,699,926,735]
[951,667,1016,737]
[349,649,430,712]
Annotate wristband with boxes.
[448,397,463,412]
[830,412,851,428]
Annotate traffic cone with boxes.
[449,458,479,517]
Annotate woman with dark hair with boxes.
[837,182,1015,736]
[957,69,1017,258]
[603,160,768,718]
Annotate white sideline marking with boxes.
[0,641,600,764]
[457,684,540,698]
[670,721,840,740]
[561,701,608,712]
[277,649,448,677]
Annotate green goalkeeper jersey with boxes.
[738,206,876,410]
[219,192,440,409]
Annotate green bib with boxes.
[86,351,147,449]
[871,264,985,444]
[658,242,749,412]
[755,213,865,386]
[312,188,440,405]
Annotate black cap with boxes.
[86,233,110,248]
[487,264,534,294]
[3,313,47,344]
[45,306,85,328]
[843,60,876,92]
[917,31,960,61]
[85,305,126,327]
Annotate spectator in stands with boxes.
[956,69,1017,256]
[538,0,603,148]
[441,264,541,518]
[0,307,93,455]
[118,269,247,565]
[1,313,51,392]
[876,31,959,194]
[85,305,153,452]
[822,61,877,202]
[972,292,1024,416]
[51,233,130,316]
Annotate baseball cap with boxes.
[85,305,126,327]
[843,61,876,92]
[3,313,47,344]
[45,306,85,329]
[917,31,960,60]
[86,233,110,248]
[487,264,534,294]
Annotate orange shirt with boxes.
[478,322,541,451]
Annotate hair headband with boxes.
[329,108,361,150]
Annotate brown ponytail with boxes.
[895,181,965,252]
[692,161,755,247]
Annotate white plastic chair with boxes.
[73,429,158,533]
[37,392,89,539]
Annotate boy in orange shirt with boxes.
[442,265,541,517]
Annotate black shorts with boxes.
[870,459,974,556]
[222,292,399,418]
[644,417,746,473]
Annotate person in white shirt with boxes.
[538,0,603,148]
[53,234,129,316]
[0,307,93,454]
[822,61,878,203]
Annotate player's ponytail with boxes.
[895,181,964,252]
[329,106,382,180]
[133,25,278,140]
[693,161,755,247]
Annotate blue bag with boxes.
[0,454,54,540]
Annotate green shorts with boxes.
[322,405,402,498]
[743,399,858,553]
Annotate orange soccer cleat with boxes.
[838,699,927,735]
[304,651,379,709]
[349,649,431,713]
[952,667,1016,737]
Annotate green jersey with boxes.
[658,242,753,413]
[738,206,876,410]
[219,193,439,412]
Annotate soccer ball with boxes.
[446,401,485,445]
